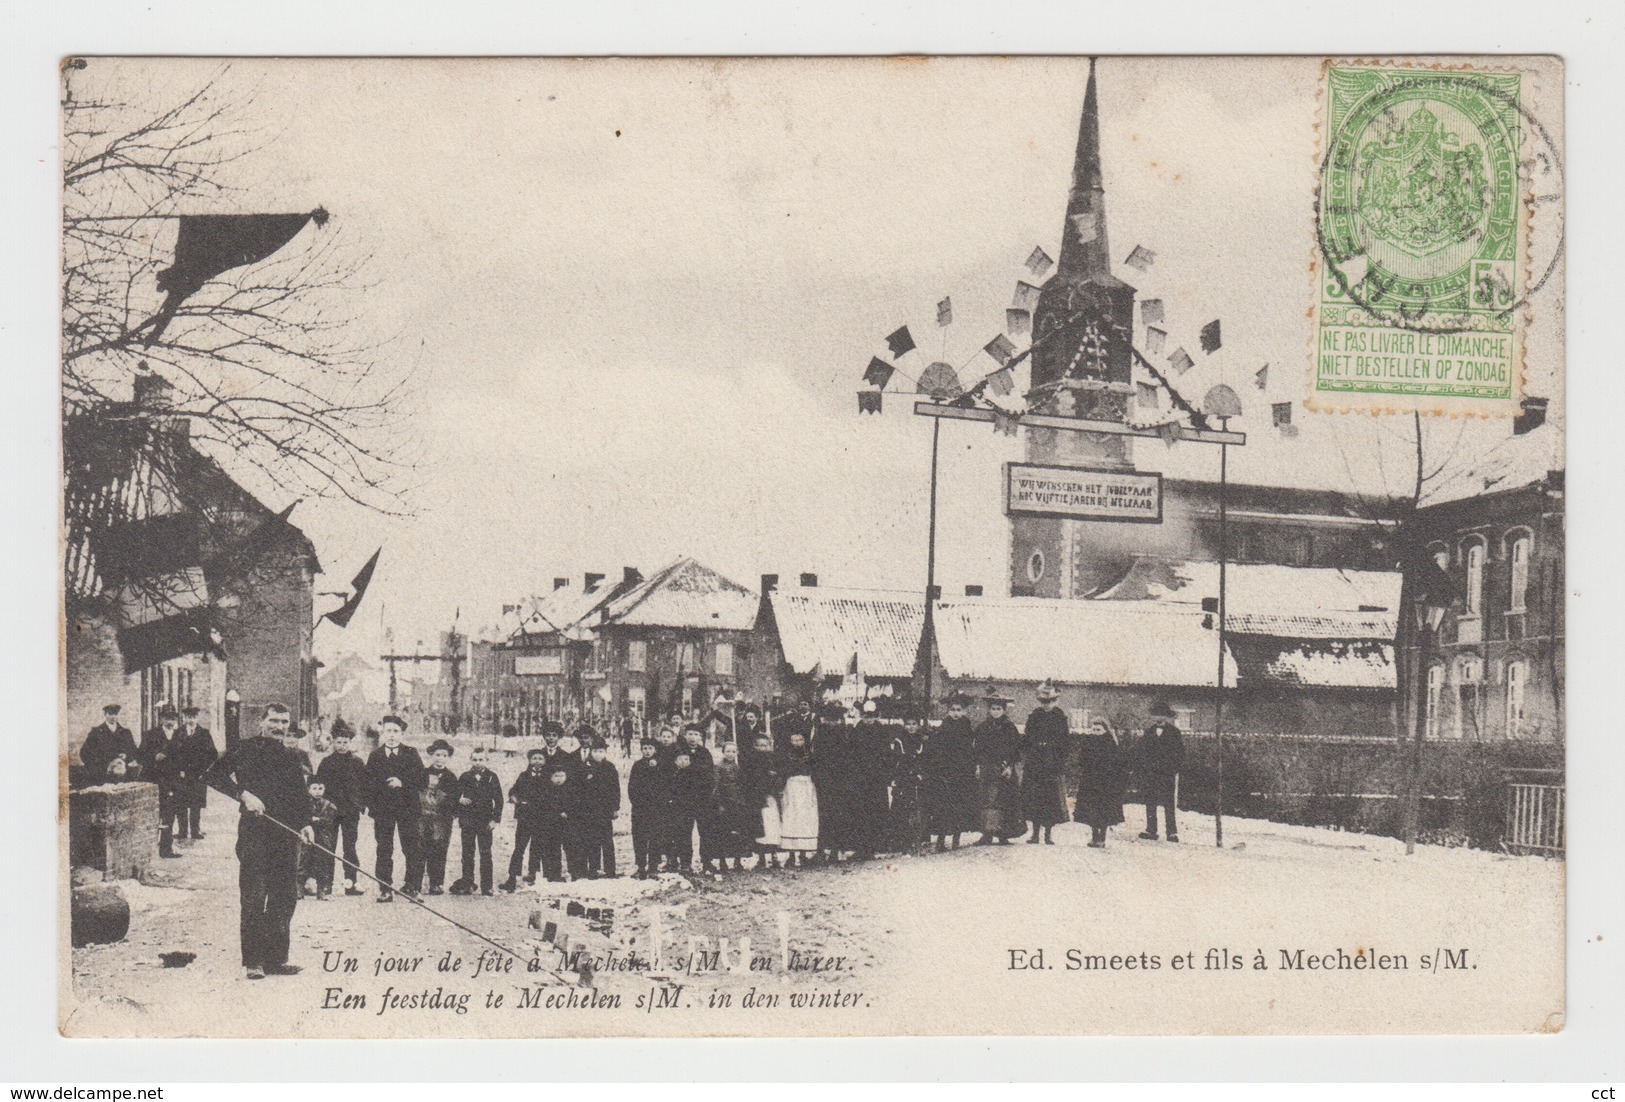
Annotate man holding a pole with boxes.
[204,702,314,979]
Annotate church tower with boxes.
[1011,59,1141,598]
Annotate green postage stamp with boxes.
[1312,63,1531,415]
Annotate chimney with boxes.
[1514,397,1548,436]
[133,371,176,410]
[799,572,818,588]
[964,585,983,597]
[760,573,780,594]
[585,572,606,591]
[622,566,642,586]
[552,577,569,590]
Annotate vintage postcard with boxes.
[59,55,1565,1039]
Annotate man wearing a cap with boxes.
[79,704,139,784]
[176,705,218,840]
[972,690,1023,845]
[1136,702,1186,842]
[139,705,187,858]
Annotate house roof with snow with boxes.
[765,585,925,679]
[1226,636,1394,691]
[1094,557,1400,638]
[1420,423,1563,507]
[600,557,758,632]
[932,597,1238,689]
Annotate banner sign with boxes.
[514,653,564,676]
[1004,462,1163,523]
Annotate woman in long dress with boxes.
[778,730,820,868]
[742,731,785,870]
[887,714,929,855]
[972,693,1023,845]
[1073,716,1127,848]
[923,691,981,851]
[1020,684,1071,845]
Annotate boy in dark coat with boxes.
[1074,717,1127,848]
[315,728,368,895]
[301,778,341,897]
[415,740,461,894]
[663,751,707,873]
[924,692,980,850]
[533,767,583,882]
[501,748,551,890]
[1135,701,1186,842]
[626,738,667,877]
[364,715,425,902]
[577,738,622,878]
[453,745,503,895]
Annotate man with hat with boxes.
[175,705,219,841]
[972,687,1023,845]
[79,704,139,785]
[1020,680,1070,845]
[1136,701,1186,842]
[139,705,188,858]
[922,690,979,851]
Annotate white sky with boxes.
[77,57,1564,660]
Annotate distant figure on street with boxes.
[176,706,218,840]
[1073,716,1127,848]
[364,715,425,902]
[972,691,1023,846]
[1136,701,1186,843]
[1020,681,1071,845]
[923,691,980,851]
[203,702,313,980]
[79,703,139,785]
[139,705,186,858]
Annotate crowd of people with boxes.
[75,680,1188,980]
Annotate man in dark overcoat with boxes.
[1135,701,1186,842]
[972,691,1023,845]
[364,715,425,902]
[79,704,139,786]
[923,691,980,850]
[1020,681,1071,844]
[176,706,218,840]
[139,705,186,858]
[203,702,313,980]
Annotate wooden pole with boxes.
[922,417,941,722]
[1214,435,1229,849]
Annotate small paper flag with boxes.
[1141,299,1165,326]
[1025,247,1053,277]
[1200,319,1222,354]
[1013,281,1042,310]
[1071,211,1099,245]
[1272,401,1293,427]
[863,357,895,388]
[1169,348,1194,375]
[1137,382,1159,409]
[1005,309,1031,338]
[992,410,1021,437]
[1125,245,1157,271]
[937,297,953,326]
[1279,423,1300,439]
[1157,421,1181,447]
[1255,364,1269,391]
[987,367,1014,396]
[858,390,883,414]
[984,334,1018,367]
[1145,327,1167,356]
[886,326,916,358]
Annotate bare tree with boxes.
[61,61,415,618]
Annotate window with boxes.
[1505,659,1527,739]
[1173,706,1196,733]
[1027,549,1046,583]
[1509,534,1531,613]
[1463,539,1485,616]
[714,642,734,676]
[627,639,647,673]
[1453,655,1483,741]
[1425,662,1444,739]
[676,641,696,672]
[627,686,646,717]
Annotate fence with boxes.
[1503,772,1565,855]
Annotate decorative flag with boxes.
[1169,347,1194,375]
[1255,364,1270,391]
[858,390,883,414]
[992,410,1021,437]
[1013,281,1042,310]
[324,548,382,628]
[149,209,329,343]
[863,357,895,388]
[987,367,1014,396]
[918,362,962,400]
[1124,245,1157,272]
[1025,246,1053,277]
[1272,401,1293,426]
[937,297,953,326]
[1005,309,1030,338]
[885,326,916,358]
[1141,299,1165,325]
[983,334,1018,367]
[1200,319,1223,354]
[1157,421,1182,447]
[1144,327,1167,355]
[1137,382,1160,409]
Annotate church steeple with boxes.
[1057,57,1121,286]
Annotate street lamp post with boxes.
[1404,595,1448,855]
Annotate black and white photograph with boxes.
[57,54,1568,1039]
